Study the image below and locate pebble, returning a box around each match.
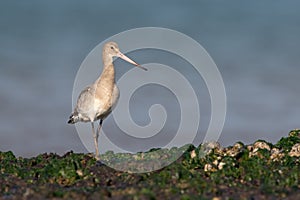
[225,142,244,157]
[288,143,300,157]
[270,148,284,161]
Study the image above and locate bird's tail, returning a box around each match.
[67,113,79,124]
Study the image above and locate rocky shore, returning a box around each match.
[1,130,299,199]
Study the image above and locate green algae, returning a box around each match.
[0,130,300,199]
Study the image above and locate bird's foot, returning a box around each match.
[96,160,105,167]
[95,154,100,160]
[95,154,105,166]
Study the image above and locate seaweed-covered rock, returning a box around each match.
[1,130,300,199]
[288,143,300,157]
[270,147,285,161]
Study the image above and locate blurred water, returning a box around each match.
[0,0,299,157]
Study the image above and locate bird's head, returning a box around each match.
[103,41,147,71]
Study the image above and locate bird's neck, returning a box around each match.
[102,52,113,67]
[97,53,115,86]
[97,62,115,87]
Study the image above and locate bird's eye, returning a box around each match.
[110,46,114,50]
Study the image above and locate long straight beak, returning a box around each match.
[117,52,147,71]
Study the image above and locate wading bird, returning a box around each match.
[68,42,147,160]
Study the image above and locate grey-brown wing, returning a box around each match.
[75,85,96,114]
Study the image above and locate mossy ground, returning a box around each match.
[1,130,299,199]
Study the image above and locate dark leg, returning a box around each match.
[96,119,103,137]
[95,119,103,160]
[91,122,100,160]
